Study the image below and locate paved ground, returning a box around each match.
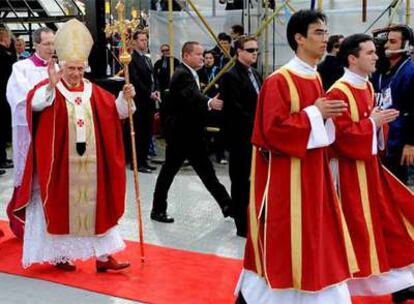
[0,143,245,304]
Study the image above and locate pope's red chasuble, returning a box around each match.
[10,79,126,236]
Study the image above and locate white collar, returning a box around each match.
[285,55,317,77]
[34,52,48,65]
[183,62,198,78]
[340,68,368,87]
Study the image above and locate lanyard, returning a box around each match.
[379,58,410,91]
[207,66,217,83]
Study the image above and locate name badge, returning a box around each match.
[377,87,393,109]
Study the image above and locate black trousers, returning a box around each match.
[235,291,247,304]
[132,107,154,167]
[0,99,11,163]
[229,141,252,237]
[383,153,409,185]
[152,136,231,213]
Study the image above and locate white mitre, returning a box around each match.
[54,19,93,63]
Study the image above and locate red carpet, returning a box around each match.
[0,221,413,304]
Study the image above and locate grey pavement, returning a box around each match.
[0,142,245,304]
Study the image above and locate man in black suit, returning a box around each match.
[129,30,160,173]
[219,0,244,10]
[151,41,233,223]
[154,43,180,95]
[317,34,344,91]
[0,28,16,176]
[221,35,262,237]
[211,33,234,70]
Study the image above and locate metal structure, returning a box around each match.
[2,1,413,82]
[0,0,84,48]
[157,0,413,84]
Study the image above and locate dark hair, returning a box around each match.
[181,41,200,57]
[337,34,373,67]
[327,34,344,53]
[234,35,257,52]
[286,9,327,52]
[388,25,414,48]
[132,30,147,40]
[33,27,54,44]
[203,49,216,57]
[218,32,232,43]
[160,43,170,50]
[231,24,244,36]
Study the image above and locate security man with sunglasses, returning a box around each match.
[220,35,262,237]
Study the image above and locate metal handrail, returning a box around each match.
[22,0,43,28]
[5,0,29,32]
[69,0,84,16]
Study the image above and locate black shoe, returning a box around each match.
[138,166,152,173]
[146,164,157,170]
[236,229,247,238]
[235,291,247,304]
[150,211,175,223]
[0,169,5,175]
[392,286,414,303]
[0,160,13,169]
[222,204,235,218]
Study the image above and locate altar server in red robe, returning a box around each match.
[327,33,414,303]
[10,19,135,272]
[236,10,356,304]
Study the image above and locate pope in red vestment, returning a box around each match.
[7,19,135,272]
[12,79,127,236]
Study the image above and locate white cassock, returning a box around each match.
[6,54,49,186]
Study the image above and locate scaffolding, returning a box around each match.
[146,0,414,82]
[0,0,84,48]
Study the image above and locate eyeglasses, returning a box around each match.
[243,48,259,53]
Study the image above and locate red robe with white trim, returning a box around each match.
[327,81,414,278]
[9,79,126,236]
[243,69,354,292]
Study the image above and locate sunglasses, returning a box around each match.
[161,49,170,52]
[243,48,259,53]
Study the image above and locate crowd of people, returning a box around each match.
[1,7,414,304]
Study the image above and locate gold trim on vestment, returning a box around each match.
[249,146,263,276]
[331,81,380,275]
[381,165,414,240]
[278,68,302,289]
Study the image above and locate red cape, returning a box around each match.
[8,79,126,237]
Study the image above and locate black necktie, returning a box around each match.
[248,68,260,94]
